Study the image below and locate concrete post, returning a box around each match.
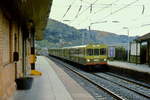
[30,27,35,70]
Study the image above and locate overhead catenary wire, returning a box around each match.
[90,4,93,13]
[84,0,139,27]
[71,0,99,22]
[62,0,76,19]
[75,0,83,18]
[62,0,144,22]
[142,5,145,14]
[82,0,143,6]
[62,0,145,34]
[91,1,146,27]
[93,0,121,15]
[94,0,143,36]
[80,0,140,34]
[104,0,139,18]
[65,0,142,24]
[59,0,149,37]
[78,0,120,25]
[77,0,121,27]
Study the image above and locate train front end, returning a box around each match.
[84,44,108,66]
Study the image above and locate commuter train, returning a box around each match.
[49,44,108,67]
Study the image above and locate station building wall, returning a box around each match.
[0,9,31,100]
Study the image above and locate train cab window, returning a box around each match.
[78,49,84,56]
[94,49,99,55]
[100,48,106,55]
[87,49,93,56]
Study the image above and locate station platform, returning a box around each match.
[108,61,150,74]
[12,56,94,100]
[108,61,150,83]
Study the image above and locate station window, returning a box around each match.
[94,49,99,55]
[87,49,93,56]
[100,48,106,55]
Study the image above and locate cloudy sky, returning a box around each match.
[50,0,150,36]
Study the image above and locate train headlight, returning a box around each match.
[94,59,99,61]
[86,59,90,62]
[104,59,107,61]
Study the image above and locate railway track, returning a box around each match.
[49,56,150,100]
[50,57,124,100]
[105,72,150,89]
[93,73,150,99]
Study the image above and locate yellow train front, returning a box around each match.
[82,44,108,66]
[49,44,108,68]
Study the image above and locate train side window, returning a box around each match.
[100,48,106,55]
[94,49,99,55]
[87,49,93,56]
[84,48,86,56]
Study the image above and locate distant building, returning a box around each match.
[108,46,116,59]
[130,33,150,65]
[129,41,141,63]
[0,0,52,99]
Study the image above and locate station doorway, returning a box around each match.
[140,42,147,64]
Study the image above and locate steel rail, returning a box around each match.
[106,72,150,89]
[93,73,150,99]
[51,57,125,100]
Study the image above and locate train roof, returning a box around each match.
[49,44,107,50]
[63,45,87,49]
[63,44,107,49]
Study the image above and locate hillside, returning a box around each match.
[36,19,137,49]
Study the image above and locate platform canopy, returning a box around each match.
[0,0,53,40]
[136,33,150,42]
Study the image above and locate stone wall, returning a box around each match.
[0,9,25,100]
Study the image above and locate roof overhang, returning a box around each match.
[0,0,53,40]
[136,33,150,42]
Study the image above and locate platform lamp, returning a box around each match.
[88,20,119,44]
[88,21,108,43]
[123,27,130,62]
[89,20,119,30]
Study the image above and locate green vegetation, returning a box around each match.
[36,19,137,49]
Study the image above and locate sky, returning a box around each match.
[49,0,150,36]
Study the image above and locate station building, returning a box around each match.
[0,0,52,99]
[130,33,150,66]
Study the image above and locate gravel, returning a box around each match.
[54,61,115,100]
[95,72,150,97]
